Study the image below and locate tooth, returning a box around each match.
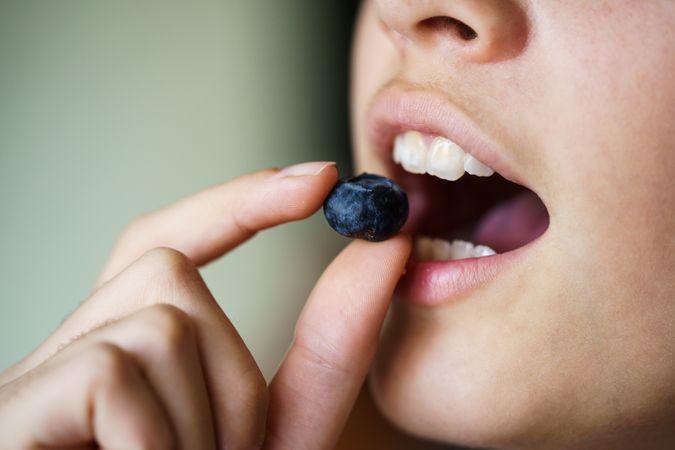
[399,131,427,174]
[463,154,495,177]
[450,240,476,260]
[426,137,466,181]
[431,238,453,260]
[473,245,496,257]
[393,134,404,164]
[414,236,434,261]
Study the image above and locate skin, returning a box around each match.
[351,1,675,449]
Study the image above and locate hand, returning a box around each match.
[0,161,412,450]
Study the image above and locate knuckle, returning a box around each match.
[294,334,350,381]
[142,247,199,284]
[138,304,195,355]
[118,213,157,253]
[239,366,269,413]
[124,212,151,236]
[80,344,177,450]
[82,342,134,387]
[144,246,194,272]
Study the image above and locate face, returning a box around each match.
[350,1,675,449]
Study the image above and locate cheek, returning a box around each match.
[532,2,675,317]
[533,2,675,234]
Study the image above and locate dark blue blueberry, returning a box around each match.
[323,173,409,242]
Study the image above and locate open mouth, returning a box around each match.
[365,85,550,304]
[392,130,549,304]
[392,131,549,261]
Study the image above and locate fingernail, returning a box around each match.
[277,161,336,178]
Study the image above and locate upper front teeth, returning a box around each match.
[396,131,426,174]
[463,154,494,177]
[393,131,495,180]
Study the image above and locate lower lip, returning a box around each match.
[396,244,528,306]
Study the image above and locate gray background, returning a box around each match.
[0,0,354,377]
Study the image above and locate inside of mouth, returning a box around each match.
[396,167,549,257]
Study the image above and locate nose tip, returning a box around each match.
[376,0,529,63]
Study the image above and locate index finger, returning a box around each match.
[96,161,337,287]
[264,234,412,450]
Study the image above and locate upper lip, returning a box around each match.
[365,82,527,188]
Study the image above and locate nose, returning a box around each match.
[375,0,529,62]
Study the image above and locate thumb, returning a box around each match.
[264,234,412,450]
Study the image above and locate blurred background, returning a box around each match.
[0,0,357,380]
[0,1,454,448]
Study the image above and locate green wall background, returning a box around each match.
[0,1,355,377]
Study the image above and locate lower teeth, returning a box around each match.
[414,236,496,261]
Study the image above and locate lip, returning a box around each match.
[396,238,536,306]
[366,83,528,189]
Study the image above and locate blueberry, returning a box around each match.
[323,173,409,242]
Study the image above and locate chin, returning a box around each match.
[368,301,552,450]
[366,258,607,450]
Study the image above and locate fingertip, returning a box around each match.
[395,232,413,259]
[262,162,338,221]
[330,233,412,298]
[306,161,339,194]
[320,160,339,179]
[275,161,338,192]
[388,232,413,253]
[346,232,412,264]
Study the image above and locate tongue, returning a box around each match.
[473,191,549,253]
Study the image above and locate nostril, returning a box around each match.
[418,16,478,41]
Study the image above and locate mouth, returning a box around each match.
[366,86,549,305]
